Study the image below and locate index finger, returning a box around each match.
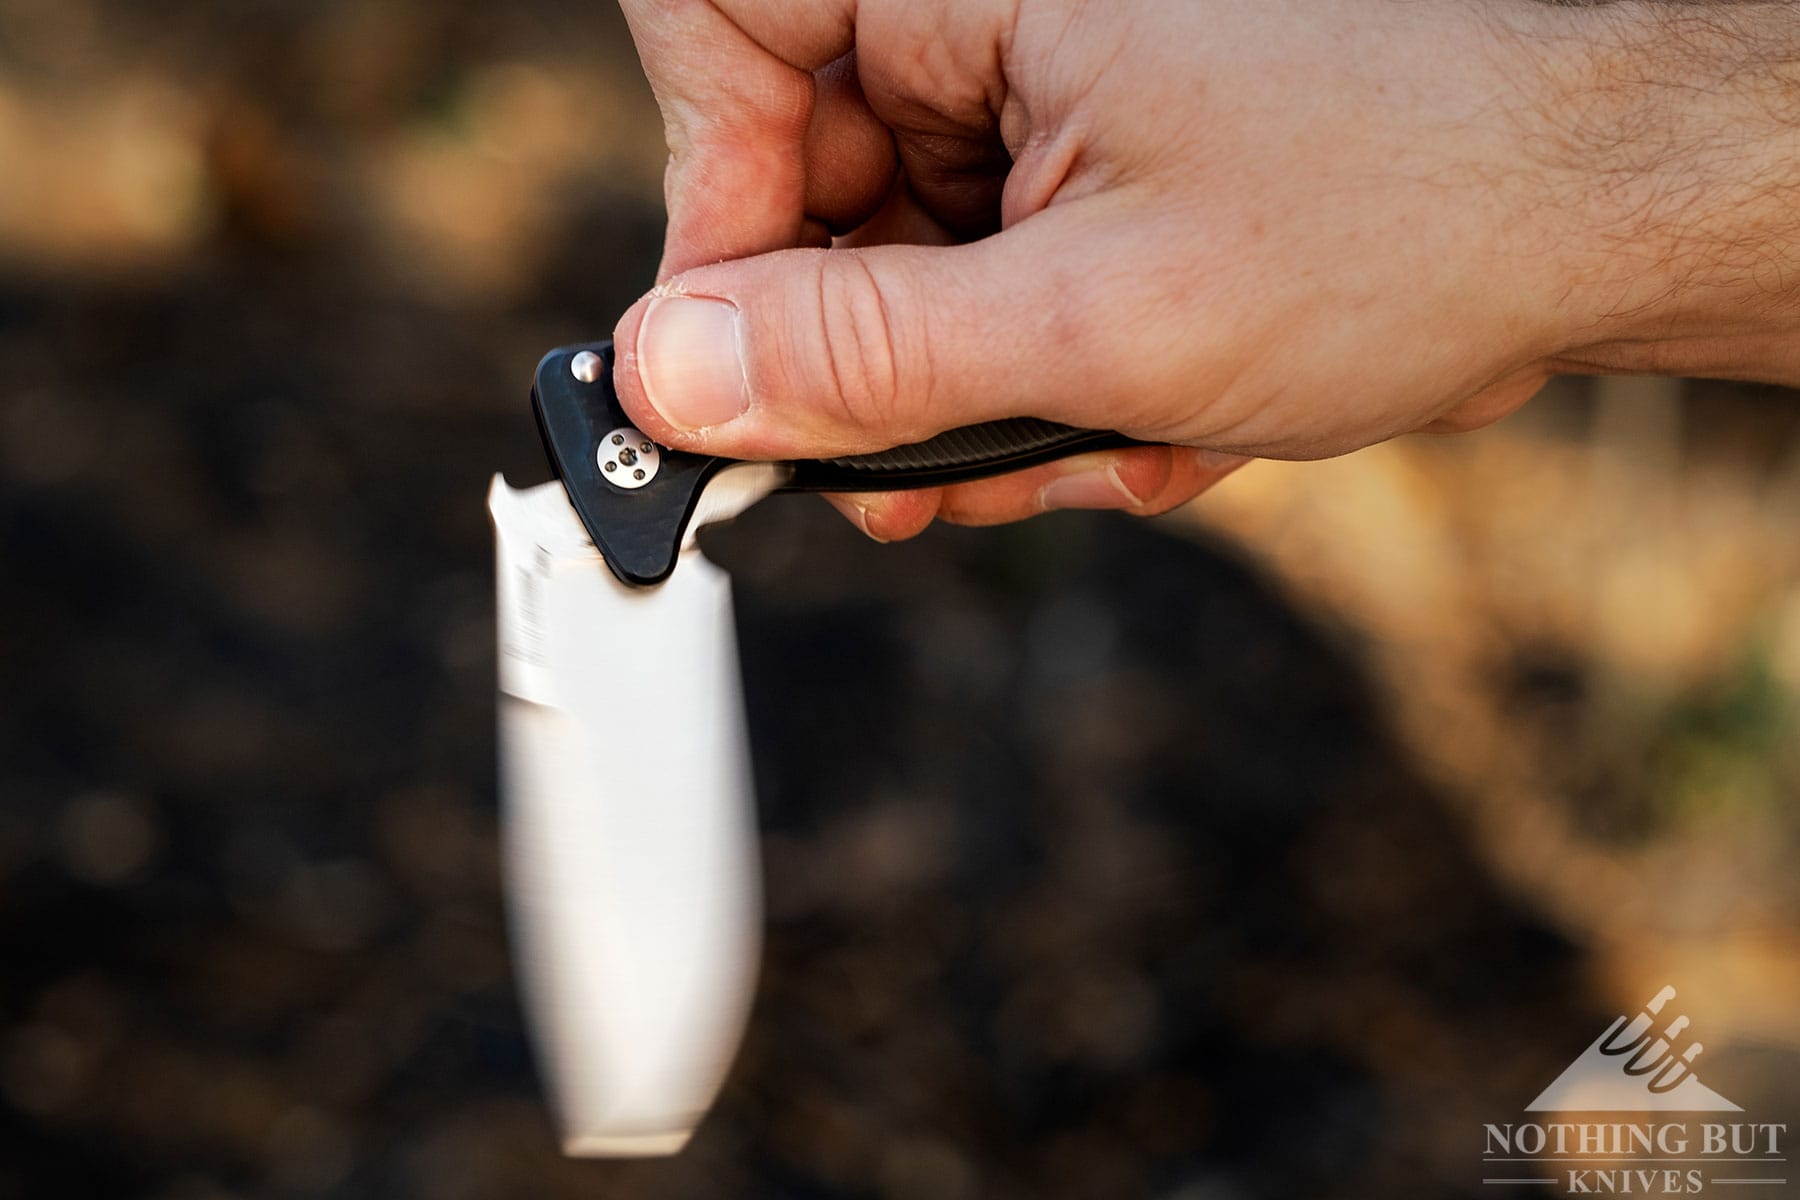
[618,0,859,279]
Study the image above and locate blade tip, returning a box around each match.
[561,1128,695,1158]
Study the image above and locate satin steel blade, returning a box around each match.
[488,473,771,1156]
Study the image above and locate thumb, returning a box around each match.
[610,198,1201,460]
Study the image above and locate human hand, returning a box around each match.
[610,0,1800,540]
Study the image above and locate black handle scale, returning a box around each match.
[532,341,1138,586]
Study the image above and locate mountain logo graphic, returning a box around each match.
[1528,986,1741,1112]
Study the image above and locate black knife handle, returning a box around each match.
[784,419,1135,491]
[531,341,1141,586]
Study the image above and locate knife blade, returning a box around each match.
[490,471,774,1156]
[493,341,1141,1156]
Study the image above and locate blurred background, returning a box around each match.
[1,1,1796,1197]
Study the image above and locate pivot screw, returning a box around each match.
[597,426,661,489]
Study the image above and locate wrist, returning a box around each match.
[1522,2,1800,384]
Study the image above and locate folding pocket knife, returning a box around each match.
[490,341,1133,1155]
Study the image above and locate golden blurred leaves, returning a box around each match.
[1187,377,1800,1044]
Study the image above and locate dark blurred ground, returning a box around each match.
[1,2,1796,1198]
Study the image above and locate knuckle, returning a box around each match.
[814,253,908,440]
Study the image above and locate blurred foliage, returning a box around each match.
[1645,632,1797,833]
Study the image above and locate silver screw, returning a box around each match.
[570,350,604,383]
[596,425,661,490]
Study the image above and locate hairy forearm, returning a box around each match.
[1518,2,1800,382]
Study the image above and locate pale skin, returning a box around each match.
[610,0,1800,541]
